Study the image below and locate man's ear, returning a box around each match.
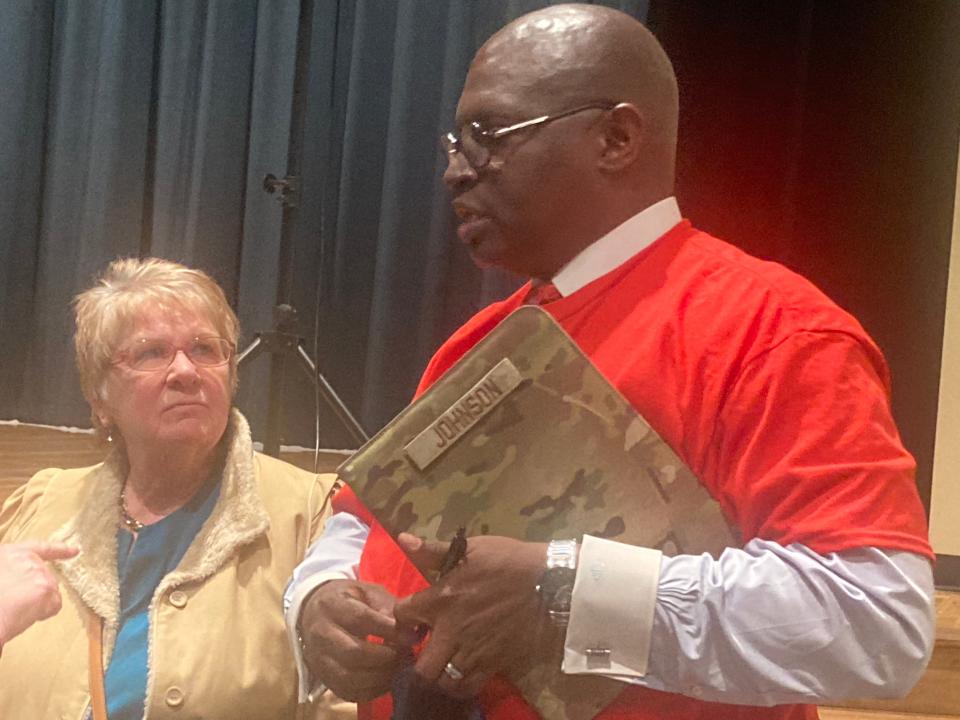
[596,103,644,172]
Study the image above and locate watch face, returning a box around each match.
[553,583,573,611]
[539,567,576,612]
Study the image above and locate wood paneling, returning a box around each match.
[821,710,959,720]
[930,136,960,557]
[0,422,347,505]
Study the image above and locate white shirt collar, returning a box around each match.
[551,196,682,297]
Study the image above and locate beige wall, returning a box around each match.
[931,139,960,556]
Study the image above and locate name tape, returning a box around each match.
[404,358,523,471]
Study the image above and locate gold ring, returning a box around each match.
[443,661,465,681]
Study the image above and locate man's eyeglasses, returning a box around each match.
[441,102,617,171]
[114,336,235,372]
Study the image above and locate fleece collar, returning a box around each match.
[51,409,270,628]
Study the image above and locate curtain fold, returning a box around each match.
[0,0,297,430]
[216,0,301,432]
[18,0,158,426]
[150,0,259,289]
[0,2,54,416]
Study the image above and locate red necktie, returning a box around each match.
[525,281,561,305]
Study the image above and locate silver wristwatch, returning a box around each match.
[537,539,578,628]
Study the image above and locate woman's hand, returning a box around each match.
[0,541,79,646]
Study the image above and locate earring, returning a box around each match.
[98,414,112,443]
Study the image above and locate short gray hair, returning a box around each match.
[73,257,240,432]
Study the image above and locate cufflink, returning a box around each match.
[586,646,611,669]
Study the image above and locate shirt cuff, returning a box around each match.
[285,570,353,703]
[562,535,662,679]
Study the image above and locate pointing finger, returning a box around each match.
[18,540,80,562]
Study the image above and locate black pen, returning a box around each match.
[437,526,467,578]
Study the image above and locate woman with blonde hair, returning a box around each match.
[0,257,352,719]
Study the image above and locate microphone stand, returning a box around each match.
[237,303,368,457]
[238,0,368,458]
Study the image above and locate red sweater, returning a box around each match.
[338,221,932,720]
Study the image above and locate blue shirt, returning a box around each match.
[104,479,220,720]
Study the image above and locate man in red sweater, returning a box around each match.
[286,5,935,719]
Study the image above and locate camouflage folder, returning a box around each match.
[338,305,737,720]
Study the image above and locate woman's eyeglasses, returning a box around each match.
[113,336,235,372]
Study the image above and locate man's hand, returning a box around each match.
[0,541,79,645]
[299,579,416,702]
[393,534,550,698]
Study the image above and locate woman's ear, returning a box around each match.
[596,103,644,173]
[89,395,110,430]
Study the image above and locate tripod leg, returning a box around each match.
[264,353,287,457]
[295,344,368,445]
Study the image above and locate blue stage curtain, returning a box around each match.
[0,0,299,432]
[0,0,646,444]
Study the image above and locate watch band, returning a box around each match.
[546,538,578,571]
[541,539,578,628]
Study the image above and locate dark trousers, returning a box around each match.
[390,665,486,720]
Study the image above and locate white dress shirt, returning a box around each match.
[285,197,935,705]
